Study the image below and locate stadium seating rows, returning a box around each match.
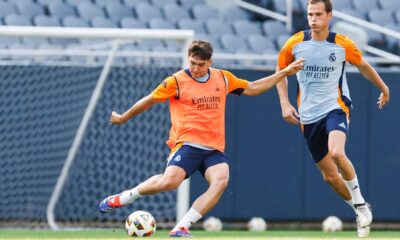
[0,0,398,59]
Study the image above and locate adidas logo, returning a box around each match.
[338,122,346,129]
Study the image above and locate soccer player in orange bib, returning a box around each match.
[276,0,390,237]
[99,40,304,237]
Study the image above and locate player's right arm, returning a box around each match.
[276,32,303,125]
[110,76,177,124]
[110,95,157,124]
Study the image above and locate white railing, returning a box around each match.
[235,0,292,32]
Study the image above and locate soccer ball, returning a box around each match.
[322,216,343,232]
[202,216,223,231]
[247,217,267,231]
[125,211,156,237]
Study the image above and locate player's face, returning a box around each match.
[188,55,212,78]
[307,2,332,33]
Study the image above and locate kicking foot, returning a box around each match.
[98,194,123,213]
[169,227,192,238]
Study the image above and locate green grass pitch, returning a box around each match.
[0,230,400,239]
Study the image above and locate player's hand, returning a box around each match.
[377,89,390,109]
[285,58,305,76]
[110,111,126,124]
[282,103,300,125]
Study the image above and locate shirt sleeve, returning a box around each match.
[221,70,249,96]
[277,31,304,69]
[335,34,362,65]
[151,76,178,102]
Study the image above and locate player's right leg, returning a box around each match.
[99,167,186,213]
[99,166,185,213]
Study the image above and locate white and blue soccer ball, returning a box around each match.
[247,217,267,231]
[322,216,343,232]
[202,216,223,231]
[125,211,156,237]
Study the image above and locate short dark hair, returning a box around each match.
[187,40,213,60]
[307,0,332,13]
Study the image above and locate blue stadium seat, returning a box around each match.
[195,33,222,49]
[368,9,396,26]
[4,14,32,26]
[76,2,105,21]
[263,47,279,66]
[179,0,205,9]
[91,17,118,28]
[34,16,76,45]
[149,18,176,29]
[394,10,400,24]
[178,18,206,33]
[232,20,262,36]
[135,39,164,50]
[151,45,180,67]
[120,17,147,28]
[276,34,291,48]
[384,23,400,52]
[33,15,61,26]
[378,0,400,10]
[105,2,135,23]
[12,0,35,5]
[48,2,77,18]
[136,3,163,21]
[15,1,45,17]
[222,6,250,21]
[93,0,113,7]
[62,16,90,27]
[150,0,178,7]
[331,0,354,10]
[164,40,182,51]
[0,2,17,17]
[0,36,21,48]
[162,4,191,23]
[274,0,303,14]
[262,20,290,37]
[247,34,276,53]
[340,8,366,20]
[192,5,219,21]
[220,33,249,53]
[65,0,91,5]
[205,19,233,35]
[122,0,150,7]
[36,0,63,5]
[352,0,379,15]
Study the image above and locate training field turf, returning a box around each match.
[0,230,400,239]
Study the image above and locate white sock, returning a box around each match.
[119,187,142,205]
[344,176,365,205]
[345,199,356,211]
[172,208,202,231]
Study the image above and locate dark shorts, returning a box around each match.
[167,145,228,178]
[303,109,349,163]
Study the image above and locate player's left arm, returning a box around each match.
[243,58,304,96]
[354,59,390,109]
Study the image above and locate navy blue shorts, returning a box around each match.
[303,109,349,163]
[167,145,228,178]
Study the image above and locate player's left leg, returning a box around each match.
[327,118,372,237]
[170,156,229,237]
